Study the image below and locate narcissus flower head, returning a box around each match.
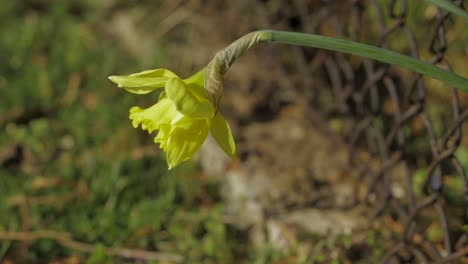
[109,68,236,169]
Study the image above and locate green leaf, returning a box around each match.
[264,30,468,92]
[211,113,236,158]
[86,244,112,264]
[425,0,468,20]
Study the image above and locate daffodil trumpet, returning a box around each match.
[109,30,467,169]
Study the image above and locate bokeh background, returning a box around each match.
[1,0,467,263]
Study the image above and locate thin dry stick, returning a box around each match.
[437,246,468,264]
[0,230,183,263]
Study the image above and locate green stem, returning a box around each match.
[258,30,467,92]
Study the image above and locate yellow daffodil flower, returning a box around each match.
[109,32,270,169]
[108,68,236,169]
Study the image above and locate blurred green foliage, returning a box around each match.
[0,1,240,263]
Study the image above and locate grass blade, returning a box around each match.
[425,0,468,20]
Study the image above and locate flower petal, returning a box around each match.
[154,124,171,149]
[183,69,213,104]
[108,69,178,94]
[130,69,177,78]
[210,113,236,157]
[165,77,214,119]
[183,69,205,88]
[164,118,210,169]
[129,98,179,134]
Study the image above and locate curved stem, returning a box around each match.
[256,30,467,92]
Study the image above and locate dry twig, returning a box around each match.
[0,230,183,263]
